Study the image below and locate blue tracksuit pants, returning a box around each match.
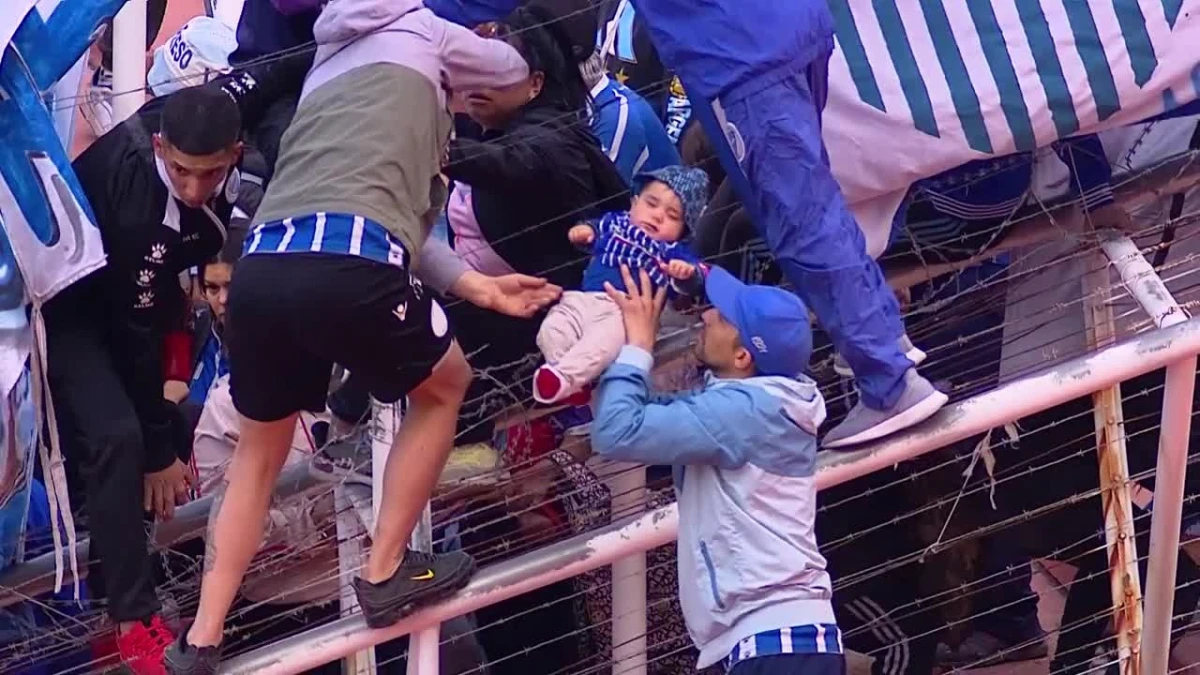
[689,58,912,409]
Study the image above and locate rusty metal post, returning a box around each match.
[1084,255,1143,674]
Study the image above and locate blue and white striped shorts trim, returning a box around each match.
[727,624,843,670]
[245,212,408,269]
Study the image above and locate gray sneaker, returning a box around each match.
[310,428,372,487]
[164,630,221,675]
[832,334,926,377]
[822,369,948,449]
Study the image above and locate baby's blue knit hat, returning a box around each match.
[633,165,710,233]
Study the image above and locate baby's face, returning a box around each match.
[629,180,685,242]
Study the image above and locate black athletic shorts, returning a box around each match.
[225,252,453,422]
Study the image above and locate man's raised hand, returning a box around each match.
[604,265,666,353]
[458,271,562,318]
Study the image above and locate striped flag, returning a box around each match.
[824,0,1200,236]
[830,0,1188,155]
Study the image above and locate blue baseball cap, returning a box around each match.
[704,265,813,377]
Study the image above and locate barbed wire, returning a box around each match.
[10,4,1200,671]
[9,389,1200,667]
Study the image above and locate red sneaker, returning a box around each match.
[533,365,566,403]
[115,615,175,675]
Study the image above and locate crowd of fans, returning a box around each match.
[11,1,1200,675]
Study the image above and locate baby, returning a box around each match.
[533,165,709,404]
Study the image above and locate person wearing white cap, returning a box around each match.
[149,17,239,98]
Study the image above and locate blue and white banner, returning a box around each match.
[0,2,37,56]
[0,370,35,573]
[0,0,125,590]
[0,0,116,396]
[826,0,1200,249]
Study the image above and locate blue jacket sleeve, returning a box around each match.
[593,97,648,183]
[591,346,750,468]
[424,0,521,26]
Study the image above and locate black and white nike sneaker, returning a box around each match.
[352,549,476,629]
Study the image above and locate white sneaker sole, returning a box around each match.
[822,388,949,449]
[833,346,927,378]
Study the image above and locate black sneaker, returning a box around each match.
[163,630,221,675]
[353,549,476,628]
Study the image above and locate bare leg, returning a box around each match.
[186,414,298,647]
[363,342,470,583]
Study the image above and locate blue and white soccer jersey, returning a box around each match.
[590,76,681,183]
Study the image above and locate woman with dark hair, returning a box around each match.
[415,6,630,443]
[185,221,249,411]
[416,9,627,674]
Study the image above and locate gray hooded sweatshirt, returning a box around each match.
[254,0,528,263]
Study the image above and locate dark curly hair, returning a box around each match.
[497,5,593,118]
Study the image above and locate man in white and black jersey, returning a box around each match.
[44,56,306,675]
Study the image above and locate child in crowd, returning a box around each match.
[532,165,708,404]
[592,264,844,675]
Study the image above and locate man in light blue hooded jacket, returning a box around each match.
[591,264,844,674]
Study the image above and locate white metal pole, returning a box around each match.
[606,462,647,675]
[371,399,442,675]
[334,487,375,675]
[1098,234,1189,330]
[110,0,147,124]
[350,395,407,673]
[406,505,440,675]
[1097,231,1194,674]
[370,398,398,527]
[219,317,1200,675]
[1139,354,1196,674]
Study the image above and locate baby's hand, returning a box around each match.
[568,224,595,246]
[663,260,696,280]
